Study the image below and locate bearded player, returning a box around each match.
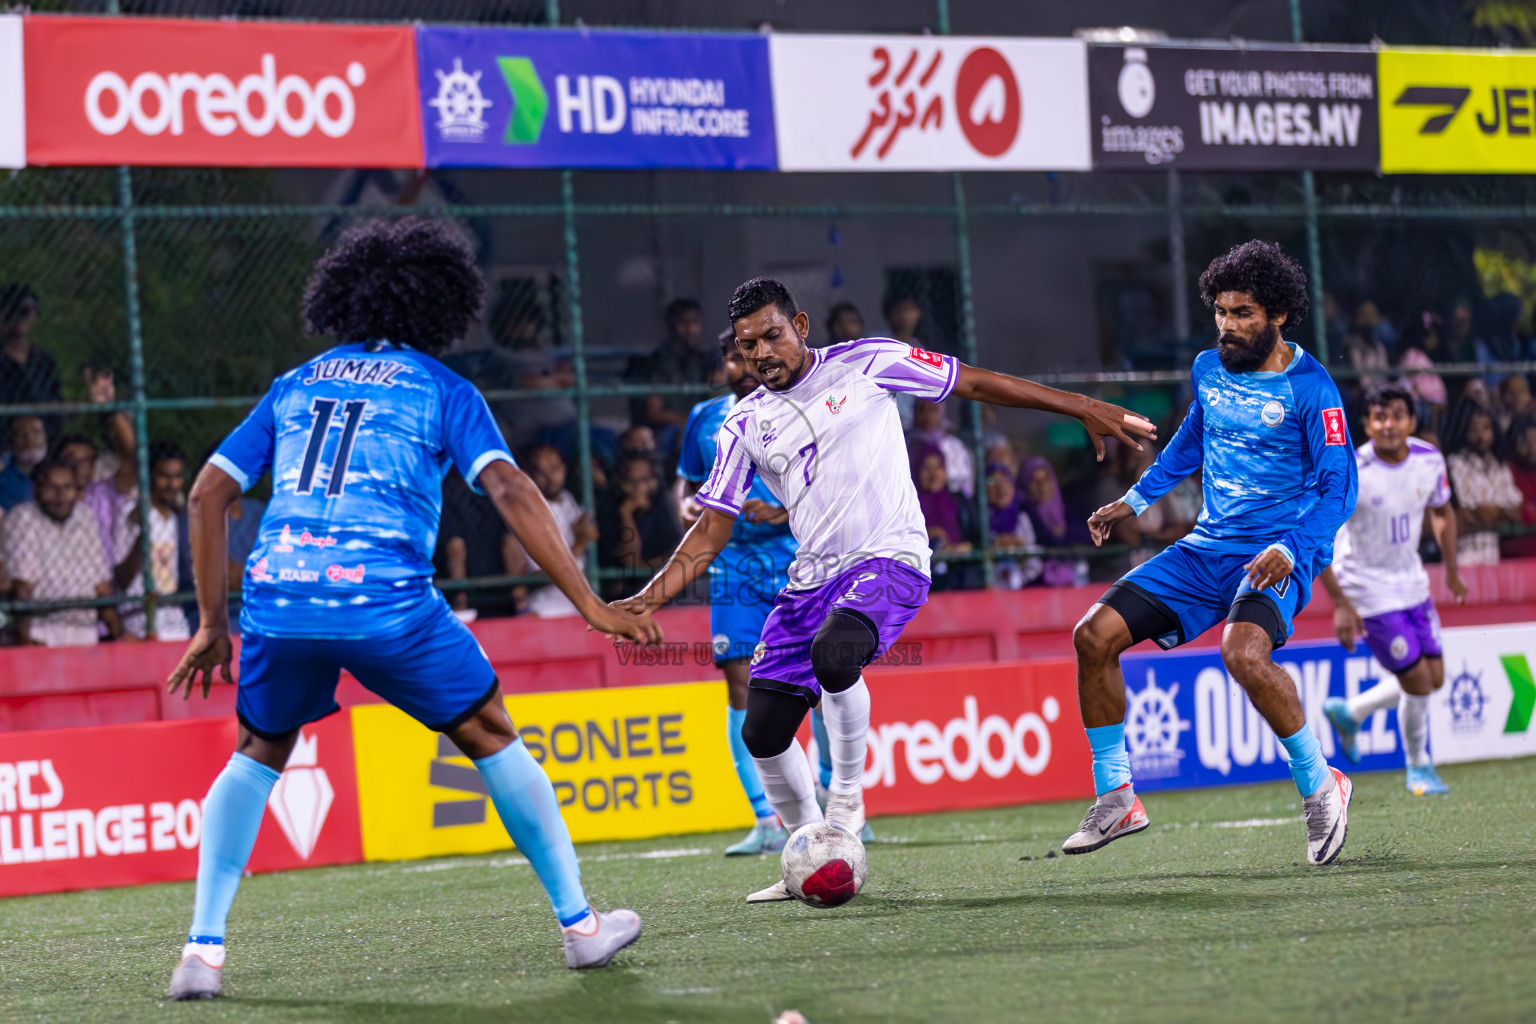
[163,219,659,1000]
[617,277,1155,902]
[1320,381,1467,795]
[1071,240,1359,866]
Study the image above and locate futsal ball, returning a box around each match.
[781,822,868,908]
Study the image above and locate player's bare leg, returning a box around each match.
[1062,604,1149,854]
[170,726,297,1001]
[1221,622,1351,864]
[723,658,788,855]
[447,688,641,968]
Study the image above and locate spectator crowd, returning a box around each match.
[9,277,1536,645]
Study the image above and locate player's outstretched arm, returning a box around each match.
[950,364,1156,461]
[479,460,662,644]
[167,464,241,700]
[617,507,736,616]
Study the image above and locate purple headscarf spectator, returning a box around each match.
[911,442,965,548]
[1020,456,1087,587]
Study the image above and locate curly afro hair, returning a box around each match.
[1197,239,1309,328]
[303,217,486,355]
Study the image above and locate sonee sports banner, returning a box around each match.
[1089,44,1377,170]
[415,27,776,170]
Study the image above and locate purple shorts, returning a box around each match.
[1361,599,1443,673]
[749,557,930,702]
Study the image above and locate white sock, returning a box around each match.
[752,741,823,832]
[820,678,871,796]
[1400,692,1431,767]
[1347,677,1402,723]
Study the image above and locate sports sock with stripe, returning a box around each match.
[727,706,774,820]
[188,752,280,943]
[474,739,591,928]
[1347,676,1402,724]
[1085,722,1133,796]
[1399,692,1431,768]
[1281,725,1331,797]
[810,708,835,790]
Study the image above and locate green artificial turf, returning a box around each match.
[1,758,1533,1024]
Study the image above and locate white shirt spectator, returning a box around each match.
[113,503,190,641]
[525,488,585,619]
[1447,450,1521,566]
[1,501,109,647]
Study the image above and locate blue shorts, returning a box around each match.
[709,546,790,666]
[1105,540,1306,651]
[236,603,498,737]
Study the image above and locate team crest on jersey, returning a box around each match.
[1261,400,1285,427]
[303,358,406,387]
[825,393,848,415]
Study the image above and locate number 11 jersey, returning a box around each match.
[212,341,514,639]
[1332,437,1452,619]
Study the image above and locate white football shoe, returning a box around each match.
[1302,766,1352,866]
[1061,785,1149,855]
[823,789,866,838]
[562,909,642,969]
[168,942,224,1000]
[746,879,795,903]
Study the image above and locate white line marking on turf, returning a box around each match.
[1209,816,1302,829]
[393,847,712,874]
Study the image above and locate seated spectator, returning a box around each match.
[519,444,598,619]
[623,298,714,458]
[1446,404,1521,566]
[1020,456,1089,587]
[909,399,974,499]
[436,468,520,621]
[81,383,151,569]
[619,425,657,459]
[1118,442,1200,565]
[1441,298,1475,364]
[883,292,927,430]
[0,284,60,443]
[912,443,979,590]
[824,301,865,347]
[112,442,191,641]
[1506,412,1536,559]
[1354,299,1398,356]
[598,453,682,595]
[1475,292,1528,389]
[1,458,123,646]
[1497,374,1533,436]
[984,462,1042,590]
[0,415,48,510]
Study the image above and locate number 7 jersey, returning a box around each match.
[211,341,515,639]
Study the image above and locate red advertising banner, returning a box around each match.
[0,714,361,898]
[861,660,1093,816]
[23,15,422,167]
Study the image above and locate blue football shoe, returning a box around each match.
[725,819,787,856]
[1406,764,1449,796]
[1323,697,1361,765]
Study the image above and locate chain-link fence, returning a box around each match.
[7,0,1536,643]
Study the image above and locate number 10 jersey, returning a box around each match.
[212,341,514,639]
[1332,438,1452,619]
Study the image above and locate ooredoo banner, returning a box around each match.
[0,715,361,898]
[22,15,423,167]
[416,27,776,169]
[769,34,1090,172]
[0,15,23,170]
[351,681,754,862]
[860,661,1092,816]
[1379,47,1536,173]
[1089,44,1377,170]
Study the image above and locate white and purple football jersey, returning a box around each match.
[1332,438,1452,618]
[696,338,958,588]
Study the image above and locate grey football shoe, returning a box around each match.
[562,909,642,969]
[168,943,223,1000]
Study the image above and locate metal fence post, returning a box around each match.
[1290,0,1331,364]
[1168,167,1190,341]
[562,169,599,587]
[117,167,156,636]
[951,173,993,586]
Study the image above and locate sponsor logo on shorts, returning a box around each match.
[712,634,730,658]
[1390,635,1410,661]
[1261,400,1286,427]
[326,563,367,583]
[1321,406,1348,445]
[751,641,767,666]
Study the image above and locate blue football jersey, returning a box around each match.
[212,342,514,639]
[678,392,797,573]
[1124,343,1358,580]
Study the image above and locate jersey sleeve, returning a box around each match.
[210,386,278,492]
[1123,361,1207,514]
[442,377,515,492]
[1427,451,1452,509]
[677,401,712,484]
[1272,367,1358,570]
[830,339,958,401]
[694,416,752,517]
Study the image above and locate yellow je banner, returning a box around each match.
[350,680,755,862]
[1380,47,1536,173]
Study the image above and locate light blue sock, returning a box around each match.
[1280,725,1331,797]
[188,752,280,943]
[1085,723,1133,796]
[811,708,834,790]
[727,707,773,820]
[474,739,591,927]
